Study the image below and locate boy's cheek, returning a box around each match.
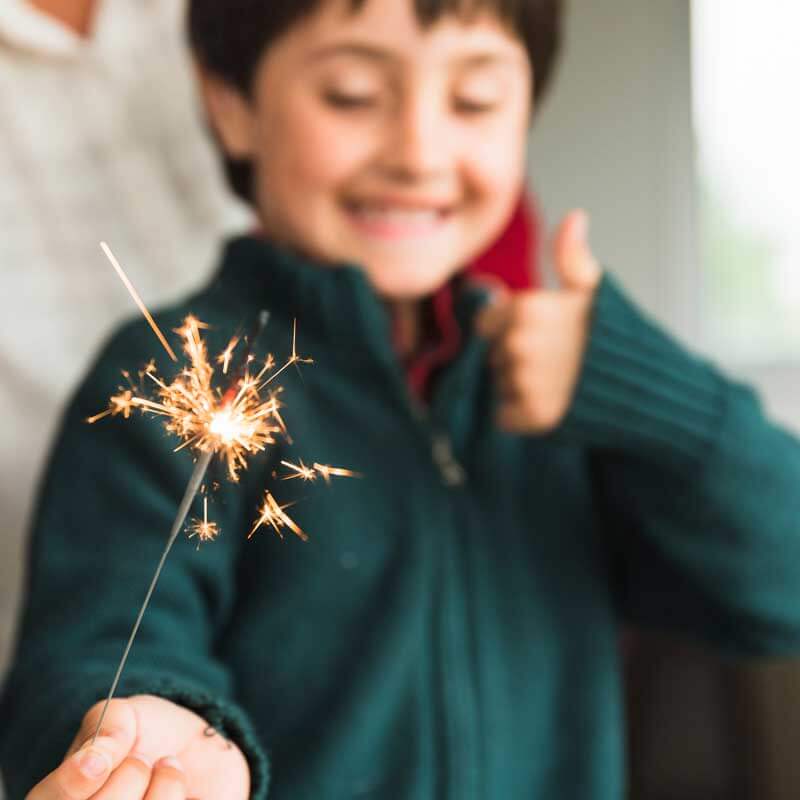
[467,132,527,191]
[272,110,376,193]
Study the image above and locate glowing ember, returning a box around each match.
[249,491,307,541]
[188,496,219,545]
[218,336,240,374]
[281,459,358,484]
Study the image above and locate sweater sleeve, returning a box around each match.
[558,272,800,658]
[0,320,269,799]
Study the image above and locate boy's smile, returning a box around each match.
[342,193,457,240]
[202,0,533,299]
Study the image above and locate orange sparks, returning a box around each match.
[313,462,359,484]
[217,336,240,374]
[281,459,317,481]
[86,390,135,423]
[281,460,359,484]
[262,319,313,387]
[99,242,178,362]
[188,496,219,544]
[249,491,307,541]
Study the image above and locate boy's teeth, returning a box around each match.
[353,206,441,223]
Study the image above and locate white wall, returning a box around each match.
[529,0,699,329]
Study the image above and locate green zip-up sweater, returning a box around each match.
[3,235,800,799]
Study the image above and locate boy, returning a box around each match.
[4,1,800,798]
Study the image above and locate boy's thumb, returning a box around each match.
[67,698,138,761]
[553,209,602,293]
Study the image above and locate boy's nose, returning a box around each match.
[380,100,452,181]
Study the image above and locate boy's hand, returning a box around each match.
[476,209,602,433]
[26,694,250,799]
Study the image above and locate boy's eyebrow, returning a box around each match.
[304,42,522,69]
[305,43,393,64]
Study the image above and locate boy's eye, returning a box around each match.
[321,90,499,114]
[323,92,378,109]
[453,98,499,114]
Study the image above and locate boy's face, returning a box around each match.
[207,0,532,299]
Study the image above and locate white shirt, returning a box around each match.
[0,0,253,678]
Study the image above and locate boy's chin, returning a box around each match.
[363,264,461,301]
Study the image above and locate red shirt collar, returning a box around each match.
[396,194,540,401]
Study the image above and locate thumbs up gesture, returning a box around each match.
[476,209,602,433]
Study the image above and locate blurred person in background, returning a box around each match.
[0,0,251,683]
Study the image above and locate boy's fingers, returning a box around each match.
[143,757,187,800]
[27,699,140,799]
[27,747,114,800]
[93,753,153,800]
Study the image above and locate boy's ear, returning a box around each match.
[195,64,257,159]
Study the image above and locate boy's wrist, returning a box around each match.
[118,676,270,800]
[557,271,726,471]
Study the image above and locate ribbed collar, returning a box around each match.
[212,234,489,381]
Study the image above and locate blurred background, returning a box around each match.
[1,1,798,798]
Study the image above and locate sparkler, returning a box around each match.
[88,242,355,743]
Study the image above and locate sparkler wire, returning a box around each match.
[99,242,178,362]
[90,449,213,744]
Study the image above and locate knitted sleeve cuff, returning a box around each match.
[558,271,727,471]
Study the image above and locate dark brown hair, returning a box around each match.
[188,0,564,204]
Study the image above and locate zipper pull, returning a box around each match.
[431,433,466,487]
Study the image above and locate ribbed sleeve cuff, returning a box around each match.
[558,272,727,470]
[121,675,270,800]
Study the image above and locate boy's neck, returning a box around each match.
[389,301,421,361]
[28,0,98,37]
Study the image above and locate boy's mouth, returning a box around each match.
[343,199,455,240]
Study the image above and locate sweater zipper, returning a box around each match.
[407,393,483,799]
[408,396,466,488]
